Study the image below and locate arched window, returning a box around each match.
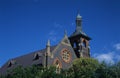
[82,40,86,47]
[53,58,62,74]
[73,42,77,48]
[55,60,60,73]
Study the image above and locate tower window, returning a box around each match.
[73,42,77,48]
[82,40,86,47]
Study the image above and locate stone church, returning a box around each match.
[0,13,91,74]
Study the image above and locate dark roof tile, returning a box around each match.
[0,45,57,75]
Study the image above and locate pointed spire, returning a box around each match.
[46,39,51,57]
[47,39,50,46]
[64,30,67,37]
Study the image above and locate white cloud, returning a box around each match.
[47,22,64,43]
[94,52,115,64]
[93,42,120,64]
[114,43,120,50]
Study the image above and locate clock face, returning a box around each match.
[61,49,71,63]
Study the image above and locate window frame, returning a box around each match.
[61,48,71,63]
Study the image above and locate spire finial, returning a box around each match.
[76,10,82,19]
[76,13,82,19]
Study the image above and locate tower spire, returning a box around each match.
[76,13,82,32]
[46,39,50,56]
[47,39,50,46]
[69,12,91,58]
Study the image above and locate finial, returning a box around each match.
[76,11,82,19]
[47,39,50,46]
[64,30,68,37]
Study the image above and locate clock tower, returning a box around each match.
[69,13,91,58]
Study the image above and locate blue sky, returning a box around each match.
[0,0,120,67]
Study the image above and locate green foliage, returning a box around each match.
[72,58,99,78]
[1,58,120,78]
[0,75,6,78]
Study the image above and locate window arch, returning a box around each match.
[53,58,62,73]
[73,42,77,48]
[82,40,86,47]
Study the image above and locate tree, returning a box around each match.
[72,58,100,78]
[1,59,120,78]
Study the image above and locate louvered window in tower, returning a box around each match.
[82,40,86,48]
[73,42,77,48]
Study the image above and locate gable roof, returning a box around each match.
[49,34,77,69]
[0,45,57,75]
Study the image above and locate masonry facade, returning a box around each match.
[0,13,91,75]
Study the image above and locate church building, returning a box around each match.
[0,13,91,74]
